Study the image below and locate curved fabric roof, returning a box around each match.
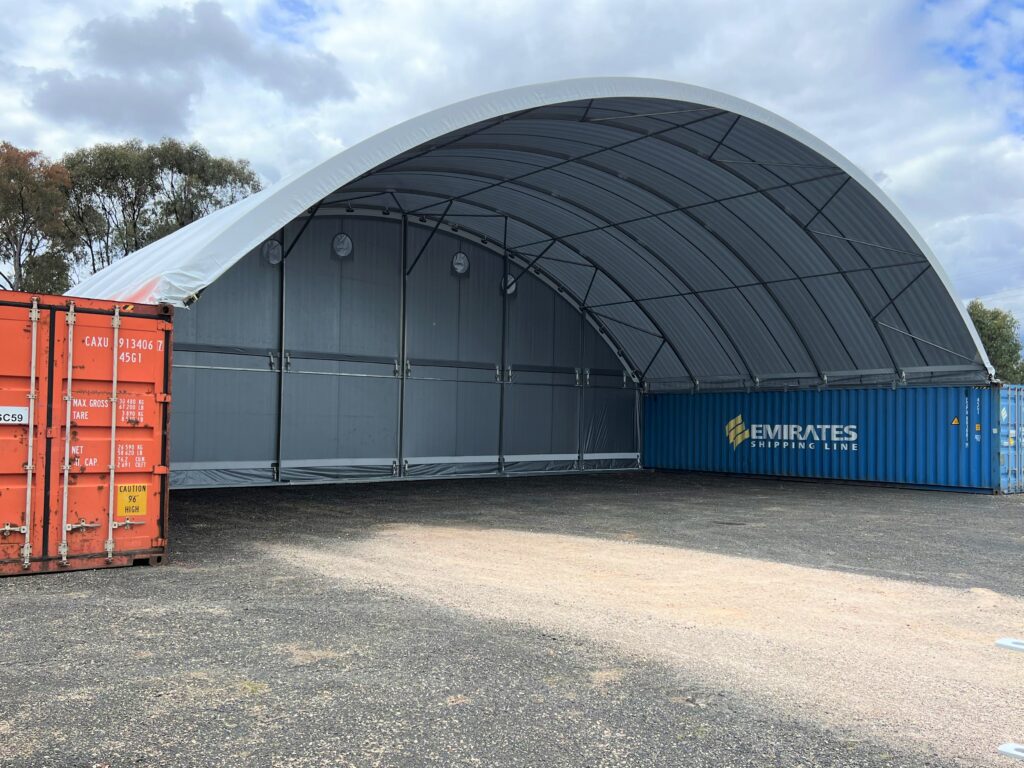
[72,77,992,390]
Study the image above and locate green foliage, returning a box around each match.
[21,249,71,294]
[0,142,73,293]
[0,137,261,294]
[61,138,261,275]
[968,299,1024,384]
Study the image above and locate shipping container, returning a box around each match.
[644,384,1024,494]
[0,292,173,576]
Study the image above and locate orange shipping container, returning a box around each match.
[0,292,172,576]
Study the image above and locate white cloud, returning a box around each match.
[0,0,1021,316]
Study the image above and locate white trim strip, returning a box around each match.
[172,460,275,471]
[583,452,640,460]
[406,455,499,465]
[280,457,395,468]
[504,453,578,462]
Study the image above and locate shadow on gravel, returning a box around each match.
[170,470,1024,596]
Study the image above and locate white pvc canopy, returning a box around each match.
[72,77,992,389]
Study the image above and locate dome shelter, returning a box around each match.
[72,78,993,489]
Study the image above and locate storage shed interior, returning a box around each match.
[70,79,992,489]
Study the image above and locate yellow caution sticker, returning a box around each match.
[117,483,147,517]
[975,423,981,432]
[951,416,960,426]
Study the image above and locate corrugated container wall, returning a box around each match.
[0,292,172,576]
[999,384,1024,493]
[644,385,1024,494]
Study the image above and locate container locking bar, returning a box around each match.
[65,519,99,533]
[21,298,39,568]
[58,302,76,567]
[104,307,121,562]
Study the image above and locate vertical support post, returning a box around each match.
[634,385,643,469]
[397,214,408,476]
[21,298,39,569]
[104,306,121,561]
[58,302,76,566]
[577,309,586,471]
[497,217,509,473]
[274,230,286,482]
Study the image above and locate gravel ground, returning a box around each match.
[0,471,1021,768]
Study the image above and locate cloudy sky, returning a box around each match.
[0,0,1021,314]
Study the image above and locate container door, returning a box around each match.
[46,303,168,567]
[0,300,48,569]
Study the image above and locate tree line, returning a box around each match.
[0,138,261,294]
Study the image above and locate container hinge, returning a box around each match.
[402,459,409,474]
[575,368,581,386]
[495,365,501,382]
[153,465,170,475]
[391,460,399,477]
[0,522,27,537]
[155,393,171,403]
[505,365,513,383]
[584,368,590,386]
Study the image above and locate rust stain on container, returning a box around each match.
[0,291,172,576]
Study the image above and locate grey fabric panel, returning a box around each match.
[503,382,579,456]
[402,375,501,459]
[173,247,279,348]
[699,290,796,375]
[583,457,641,471]
[504,459,578,474]
[284,217,400,358]
[640,295,742,378]
[171,466,276,488]
[507,270,581,369]
[823,181,922,256]
[405,230,503,365]
[403,461,500,477]
[800,274,893,369]
[281,360,399,463]
[889,269,986,366]
[279,463,395,482]
[582,318,623,371]
[583,386,637,455]
[169,356,278,464]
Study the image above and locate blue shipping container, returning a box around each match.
[644,385,1024,493]
[999,385,1024,493]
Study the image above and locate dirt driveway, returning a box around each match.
[1,472,1022,767]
